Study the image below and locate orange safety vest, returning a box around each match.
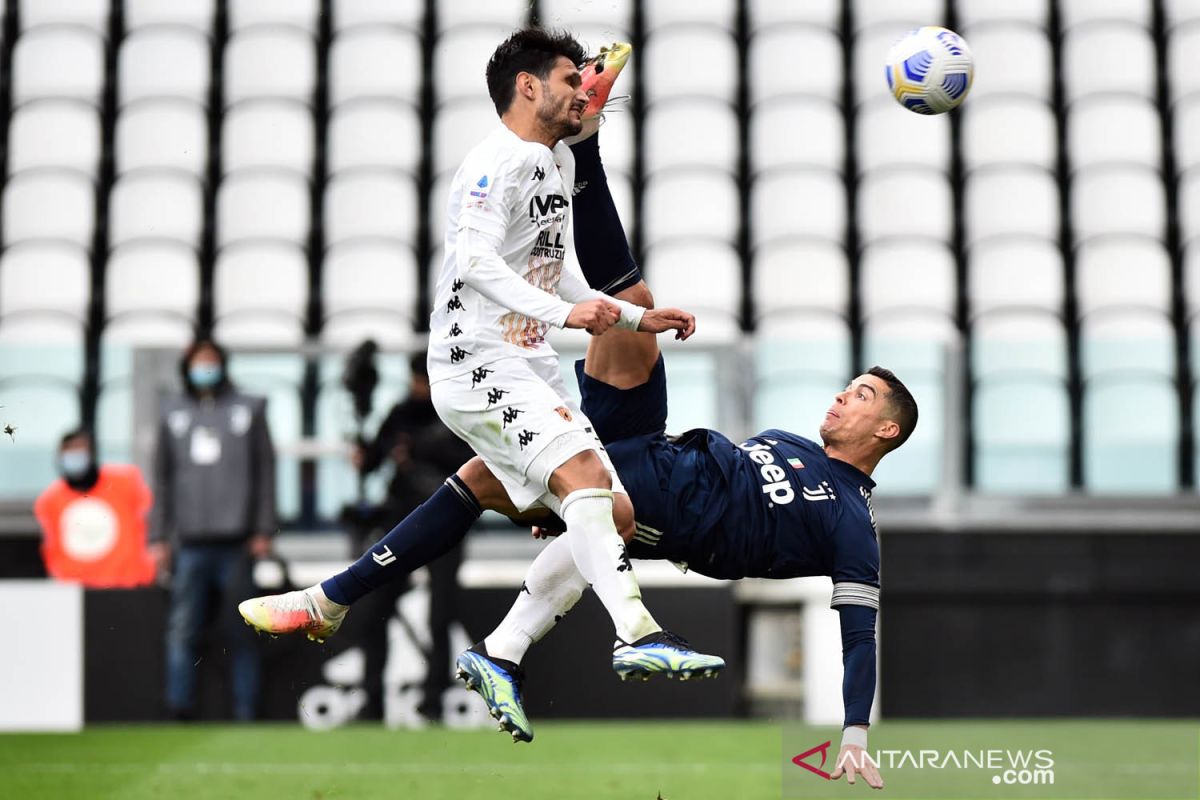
[34,464,157,588]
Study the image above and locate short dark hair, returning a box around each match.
[868,366,918,451]
[59,427,93,451]
[486,28,587,115]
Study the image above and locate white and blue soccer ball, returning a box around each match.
[885,26,974,115]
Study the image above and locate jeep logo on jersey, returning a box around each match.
[528,194,568,221]
[738,439,796,506]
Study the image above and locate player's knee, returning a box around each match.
[550,450,612,496]
[616,281,653,310]
[613,493,636,543]
[456,457,504,510]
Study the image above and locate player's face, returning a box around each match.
[536,56,588,139]
[819,374,894,447]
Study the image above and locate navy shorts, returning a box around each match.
[576,357,724,569]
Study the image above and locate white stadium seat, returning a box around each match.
[965,168,1059,243]
[853,27,912,106]
[115,100,208,176]
[749,27,842,104]
[1061,0,1152,28]
[852,0,940,30]
[858,169,953,243]
[861,240,955,318]
[644,0,735,30]
[118,28,210,105]
[857,99,951,172]
[968,239,1064,313]
[228,0,319,34]
[1166,0,1200,26]
[1186,245,1200,318]
[1076,238,1172,315]
[1175,98,1200,174]
[541,0,633,28]
[1169,25,1200,101]
[644,28,737,104]
[105,242,199,327]
[0,326,85,380]
[334,0,424,31]
[593,109,635,177]
[644,101,738,173]
[644,241,742,343]
[961,98,1056,170]
[2,170,94,247]
[19,0,108,34]
[321,241,418,347]
[223,101,314,174]
[1084,378,1178,493]
[328,102,421,173]
[13,27,104,106]
[213,243,308,344]
[972,311,1067,379]
[751,101,844,173]
[1069,97,1161,170]
[643,171,739,245]
[957,0,1048,27]
[1182,172,1200,243]
[749,0,840,30]
[329,28,421,106]
[1071,166,1166,241]
[225,29,316,105]
[751,169,846,246]
[1081,312,1175,378]
[110,172,204,248]
[217,170,310,247]
[0,242,89,321]
[974,379,1069,493]
[439,0,527,29]
[960,25,1052,101]
[1064,24,1156,101]
[433,26,510,104]
[8,101,101,177]
[125,0,215,32]
[752,240,849,320]
[0,380,80,499]
[324,172,418,246]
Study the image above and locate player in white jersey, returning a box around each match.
[427,28,725,721]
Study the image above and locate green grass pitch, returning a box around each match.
[2,720,1197,800]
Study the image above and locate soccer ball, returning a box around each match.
[884,26,974,115]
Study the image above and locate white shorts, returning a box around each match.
[430,355,625,513]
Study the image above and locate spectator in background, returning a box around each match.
[351,352,475,722]
[35,428,156,587]
[148,337,277,721]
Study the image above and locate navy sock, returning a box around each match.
[321,476,482,606]
[569,134,642,294]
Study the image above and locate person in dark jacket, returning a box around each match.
[350,352,474,721]
[149,337,277,721]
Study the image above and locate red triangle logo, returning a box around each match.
[792,740,833,780]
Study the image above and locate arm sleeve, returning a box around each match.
[251,400,278,536]
[837,603,877,728]
[456,227,575,327]
[556,265,646,331]
[148,416,172,544]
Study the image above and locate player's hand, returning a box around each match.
[531,525,561,539]
[566,299,621,335]
[830,744,884,790]
[638,308,696,341]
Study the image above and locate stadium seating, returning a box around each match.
[644,0,735,30]
[968,239,1064,313]
[125,0,214,32]
[643,171,739,245]
[860,240,956,319]
[216,170,310,247]
[957,0,1048,27]
[110,171,204,249]
[962,98,1056,171]
[752,240,849,320]
[1063,23,1156,101]
[750,100,844,173]
[118,27,210,105]
[748,0,840,29]
[3,169,95,247]
[324,172,418,247]
[1084,378,1179,492]
[859,169,953,243]
[328,101,421,174]
[13,26,105,106]
[959,24,1052,102]
[212,243,308,346]
[974,378,1070,493]
[224,28,316,105]
[0,242,90,329]
[1075,238,1173,316]
[223,101,314,175]
[333,0,424,31]
[749,27,842,104]
[852,0,941,30]
[321,241,417,348]
[329,28,421,107]
[9,102,102,177]
[228,0,320,34]
[1071,166,1166,241]
[115,100,208,177]
[1168,24,1200,101]
[104,242,200,345]
[972,311,1067,379]
[433,26,510,104]
[19,0,109,33]
[1176,98,1200,174]
[643,100,738,173]
[751,169,846,246]
[643,27,737,104]
[643,241,742,343]
[857,99,951,172]
[1060,0,1153,27]
[965,168,1059,243]
[1069,96,1161,170]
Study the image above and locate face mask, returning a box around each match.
[60,450,93,479]
[189,363,223,389]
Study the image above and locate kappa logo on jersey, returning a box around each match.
[447,323,463,337]
[449,346,470,364]
[738,439,796,506]
[470,367,493,387]
[531,166,545,181]
[802,480,837,502]
[452,278,464,292]
[447,295,464,312]
[501,407,523,428]
[517,429,539,449]
[616,543,633,573]
[485,388,507,408]
[528,194,568,221]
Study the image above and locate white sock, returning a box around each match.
[484,536,587,664]
[559,488,659,643]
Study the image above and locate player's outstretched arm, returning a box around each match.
[829,603,884,789]
[557,266,694,339]
[638,307,695,340]
[457,226,578,327]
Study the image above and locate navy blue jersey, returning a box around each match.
[674,428,881,605]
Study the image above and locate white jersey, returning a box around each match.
[429,125,576,383]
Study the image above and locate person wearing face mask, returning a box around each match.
[149,337,277,721]
[34,428,156,587]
